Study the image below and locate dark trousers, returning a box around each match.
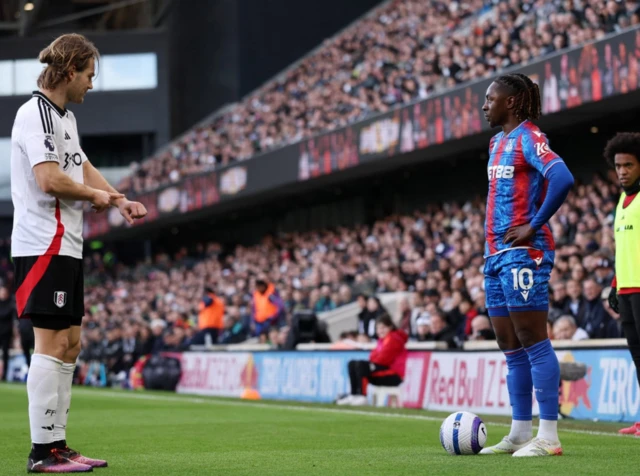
[347,360,402,396]
[191,328,219,346]
[0,331,11,381]
[619,293,640,385]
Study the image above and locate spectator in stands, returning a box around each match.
[252,279,286,336]
[359,296,387,339]
[149,319,167,354]
[0,286,15,381]
[426,309,457,349]
[408,292,425,337]
[336,314,407,406]
[564,279,587,323]
[121,324,141,373]
[330,330,360,350]
[114,0,640,198]
[47,170,628,362]
[193,287,225,345]
[414,315,432,342]
[582,278,613,338]
[103,325,125,384]
[470,315,496,341]
[396,297,412,335]
[268,327,280,349]
[314,285,337,312]
[551,281,570,315]
[220,308,249,344]
[552,315,590,341]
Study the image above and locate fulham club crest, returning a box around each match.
[53,291,67,308]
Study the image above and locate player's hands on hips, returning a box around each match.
[91,190,124,213]
[503,223,536,247]
[118,199,147,225]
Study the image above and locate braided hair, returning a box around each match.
[494,73,542,122]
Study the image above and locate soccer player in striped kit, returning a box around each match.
[11,34,147,472]
[479,73,574,457]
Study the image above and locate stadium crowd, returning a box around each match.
[118,0,640,195]
[0,169,624,385]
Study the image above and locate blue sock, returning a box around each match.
[504,348,533,421]
[526,339,560,421]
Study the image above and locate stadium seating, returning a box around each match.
[117,0,638,195]
[32,168,612,386]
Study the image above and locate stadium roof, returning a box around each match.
[0,0,172,38]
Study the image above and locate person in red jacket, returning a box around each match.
[336,313,408,406]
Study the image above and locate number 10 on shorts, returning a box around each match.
[511,267,534,301]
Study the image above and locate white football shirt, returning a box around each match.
[11,91,88,259]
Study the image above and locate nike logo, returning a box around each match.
[533,131,543,137]
[481,427,486,437]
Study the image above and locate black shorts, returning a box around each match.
[14,255,84,328]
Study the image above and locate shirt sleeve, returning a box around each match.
[21,104,61,168]
[521,130,562,177]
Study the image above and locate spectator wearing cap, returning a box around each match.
[594,258,615,286]
[149,319,167,354]
[552,315,590,340]
[193,286,225,345]
[252,279,286,336]
[414,314,431,342]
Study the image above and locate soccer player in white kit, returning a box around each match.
[11,33,147,473]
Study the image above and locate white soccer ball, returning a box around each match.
[439,411,487,455]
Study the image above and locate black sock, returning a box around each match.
[52,440,67,450]
[31,443,55,460]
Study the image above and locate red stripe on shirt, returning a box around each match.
[511,136,532,229]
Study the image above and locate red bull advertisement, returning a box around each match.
[169,348,638,422]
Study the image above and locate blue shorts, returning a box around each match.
[484,249,554,317]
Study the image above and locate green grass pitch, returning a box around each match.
[1,382,638,475]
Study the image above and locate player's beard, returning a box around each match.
[622,177,640,195]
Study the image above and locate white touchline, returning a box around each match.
[0,384,625,438]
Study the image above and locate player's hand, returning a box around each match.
[91,190,124,213]
[118,199,147,225]
[503,224,536,247]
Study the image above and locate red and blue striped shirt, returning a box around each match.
[485,120,564,257]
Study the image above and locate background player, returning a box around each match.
[479,73,574,457]
[603,133,640,436]
[11,34,147,473]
